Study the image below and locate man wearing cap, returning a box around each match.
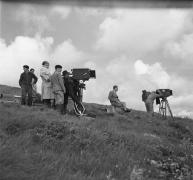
[62,70,83,114]
[50,65,66,114]
[19,65,38,106]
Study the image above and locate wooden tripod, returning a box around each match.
[158,98,174,120]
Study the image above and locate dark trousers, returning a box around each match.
[63,85,81,111]
[21,85,32,106]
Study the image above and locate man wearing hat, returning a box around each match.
[19,65,38,106]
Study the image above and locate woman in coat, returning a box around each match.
[40,61,54,107]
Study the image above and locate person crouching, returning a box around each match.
[143,90,162,117]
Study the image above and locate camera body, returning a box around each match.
[70,68,96,91]
[68,68,96,102]
[71,68,96,81]
[156,89,173,99]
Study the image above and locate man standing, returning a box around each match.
[30,68,37,96]
[108,85,131,112]
[19,65,38,106]
[50,65,66,114]
[40,61,54,107]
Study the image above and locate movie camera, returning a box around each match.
[156,89,173,99]
[155,89,174,120]
[70,68,96,90]
[71,68,96,81]
[67,68,96,116]
[69,68,96,101]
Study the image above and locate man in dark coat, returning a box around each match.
[62,70,83,114]
[19,65,38,106]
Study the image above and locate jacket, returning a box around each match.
[145,92,161,104]
[19,71,38,87]
[108,90,120,103]
[50,71,66,93]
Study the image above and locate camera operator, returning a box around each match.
[62,70,83,114]
[143,90,162,117]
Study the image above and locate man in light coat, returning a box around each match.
[50,65,66,114]
[40,61,54,107]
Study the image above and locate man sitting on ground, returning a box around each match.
[108,85,131,112]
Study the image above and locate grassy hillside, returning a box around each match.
[0,84,21,96]
[0,103,193,180]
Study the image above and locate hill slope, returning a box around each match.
[0,103,193,180]
[0,84,21,95]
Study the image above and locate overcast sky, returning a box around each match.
[1,1,193,118]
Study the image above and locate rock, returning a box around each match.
[130,166,144,180]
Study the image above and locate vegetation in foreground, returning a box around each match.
[0,102,193,180]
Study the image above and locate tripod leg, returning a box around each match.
[159,100,167,119]
[159,103,161,118]
[166,101,174,120]
[164,101,167,119]
[161,101,164,118]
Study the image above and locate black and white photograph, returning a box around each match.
[1,0,193,179]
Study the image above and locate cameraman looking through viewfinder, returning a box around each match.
[62,70,83,114]
[142,90,163,117]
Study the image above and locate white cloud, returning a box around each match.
[134,60,170,88]
[0,36,85,93]
[96,9,187,55]
[134,59,149,75]
[51,39,85,69]
[51,6,71,19]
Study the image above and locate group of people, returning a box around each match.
[108,87,163,116]
[19,61,83,115]
[19,61,161,116]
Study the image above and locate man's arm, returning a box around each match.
[19,73,23,87]
[32,73,38,84]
